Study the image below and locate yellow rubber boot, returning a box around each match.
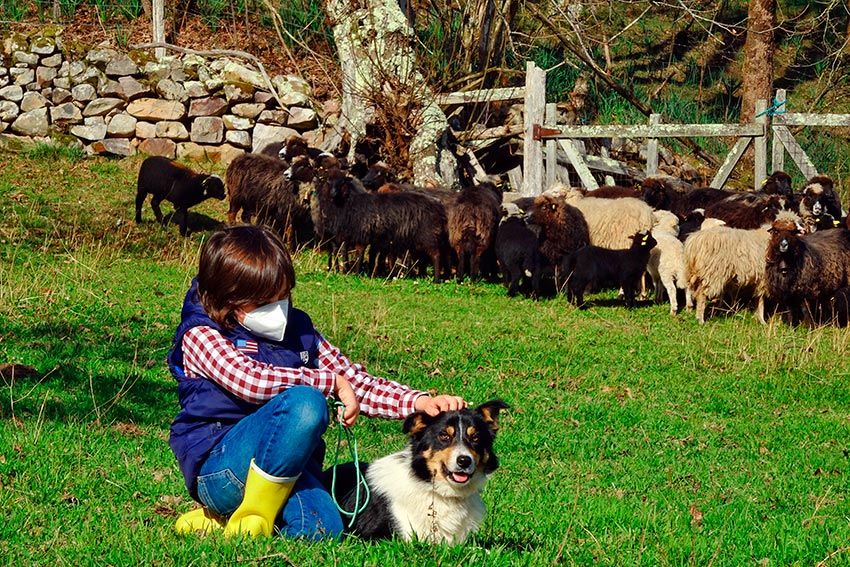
[174,507,225,535]
[223,459,298,538]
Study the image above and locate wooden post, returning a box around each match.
[152,0,166,60]
[771,89,786,173]
[646,113,660,176]
[522,61,546,197]
[754,98,768,190]
[545,102,557,190]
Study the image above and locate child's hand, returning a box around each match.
[414,394,467,416]
[334,375,360,428]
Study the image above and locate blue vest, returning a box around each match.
[168,279,321,499]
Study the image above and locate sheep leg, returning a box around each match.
[134,191,147,223]
[695,291,707,324]
[176,208,189,236]
[429,249,442,283]
[685,287,694,311]
[150,196,165,224]
[506,269,520,297]
[455,248,466,283]
[352,245,366,274]
[622,284,636,309]
[755,295,766,325]
[663,278,678,315]
[470,252,481,281]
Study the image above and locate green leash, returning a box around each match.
[329,401,371,528]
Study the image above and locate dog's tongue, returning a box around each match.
[451,472,470,483]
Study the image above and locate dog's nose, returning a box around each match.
[456,455,472,469]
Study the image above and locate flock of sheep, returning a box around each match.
[133,136,850,328]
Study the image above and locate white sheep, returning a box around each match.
[648,210,686,315]
[546,183,654,249]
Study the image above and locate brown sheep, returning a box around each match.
[526,194,591,288]
[446,182,502,281]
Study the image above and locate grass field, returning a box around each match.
[2,149,850,565]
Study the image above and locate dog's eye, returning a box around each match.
[438,431,452,443]
[470,433,480,443]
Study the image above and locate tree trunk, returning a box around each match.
[740,0,775,123]
[324,0,457,188]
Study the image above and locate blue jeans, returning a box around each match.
[196,386,344,540]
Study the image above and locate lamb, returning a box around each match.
[548,183,654,249]
[682,214,792,323]
[134,156,225,236]
[224,152,313,246]
[447,181,502,281]
[312,172,448,281]
[525,194,590,288]
[647,210,686,315]
[494,215,544,298]
[641,177,732,219]
[764,215,850,326]
[562,231,657,308]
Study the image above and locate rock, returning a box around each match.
[0,67,6,77]
[251,123,299,153]
[254,91,274,105]
[257,109,288,125]
[220,60,266,90]
[183,80,208,98]
[271,75,311,106]
[105,56,139,77]
[169,62,188,83]
[156,78,186,101]
[41,54,62,68]
[0,76,8,88]
[176,141,207,161]
[99,79,122,98]
[0,85,23,102]
[143,61,171,81]
[0,100,19,121]
[30,37,56,56]
[11,67,34,86]
[71,116,107,141]
[106,113,136,137]
[209,143,243,165]
[118,76,150,101]
[50,102,83,123]
[127,98,185,121]
[190,116,224,144]
[36,66,57,88]
[13,51,39,66]
[223,114,252,130]
[71,66,103,87]
[286,107,317,130]
[182,54,206,71]
[225,129,251,148]
[86,47,119,65]
[53,77,70,90]
[231,103,265,119]
[155,120,190,140]
[51,88,72,105]
[138,137,177,159]
[198,66,223,92]
[135,121,157,138]
[177,141,243,164]
[71,83,97,102]
[11,107,49,136]
[188,97,227,118]
[83,97,124,117]
[89,138,135,156]
[20,92,48,112]
[68,61,85,77]
[223,83,253,103]
[302,128,326,148]
[0,122,6,133]
[322,98,341,117]
[4,32,29,55]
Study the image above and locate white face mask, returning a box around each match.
[241,299,289,342]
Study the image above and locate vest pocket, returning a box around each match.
[196,468,245,516]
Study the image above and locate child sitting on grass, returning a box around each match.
[168,224,465,540]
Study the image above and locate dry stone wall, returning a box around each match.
[0,29,323,164]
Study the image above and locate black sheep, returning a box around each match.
[134,156,225,236]
[447,181,503,282]
[495,215,544,298]
[563,231,657,308]
[641,178,732,219]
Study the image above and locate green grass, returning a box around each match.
[3,152,850,565]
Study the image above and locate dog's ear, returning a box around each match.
[403,411,436,437]
[475,400,509,434]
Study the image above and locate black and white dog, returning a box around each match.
[325,400,508,544]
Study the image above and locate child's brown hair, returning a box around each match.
[197,225,295,328]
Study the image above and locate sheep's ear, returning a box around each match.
[475,400,509,434]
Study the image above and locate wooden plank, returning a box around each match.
[558,139,598,190]
[710,137,751,189]
[646,113,660,176]
[782,114,850,127]
[771,89,786,173]
[457,125,524,142]
[507,165,523,194]
[152,0,165,60]
[522,61,546,197]
[436,87,526,105]
[537,122,764,139]
[773,125,819,179]
[545,103,557,191]
[754,99,768,190]
[583,154,645,181]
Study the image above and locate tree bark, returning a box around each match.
[740,0,775,123]
[324,0,457,187]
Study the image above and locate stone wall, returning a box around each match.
[0,29,324,163]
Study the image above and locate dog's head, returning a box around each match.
[402,400,508,496]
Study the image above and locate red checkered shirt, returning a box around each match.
[182,325,425,419]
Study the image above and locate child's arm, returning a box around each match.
[183,326,337,404]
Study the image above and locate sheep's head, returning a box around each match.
[767,215,806,273]
[284,156,315,186]
[630,230,657,250]
[640,178,671,210]
[329,174,358,207]
[281,135,308,160]
[762,171,793,198]
[527,194,565,227]
[651,209,680,236]
[201,175,226,200]
[361,162,393,190]
[806,175,835,197]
